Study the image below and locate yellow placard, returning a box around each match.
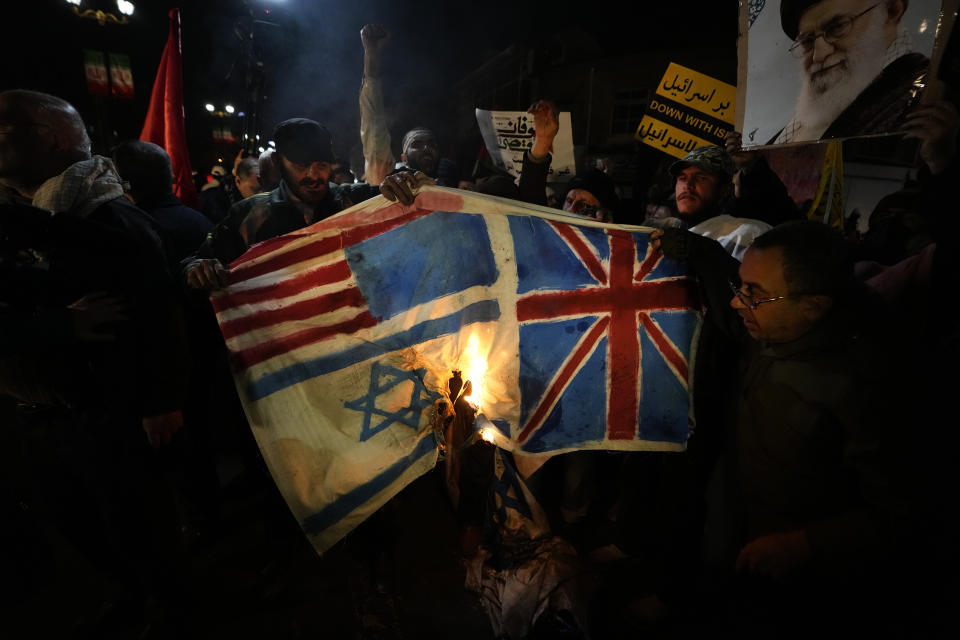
[644,97,733,140]
[654,62,736,123]
[634,115,716,160]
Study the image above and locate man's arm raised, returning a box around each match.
[518,99,559,206]
[360,23,395,185]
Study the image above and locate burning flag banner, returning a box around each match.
[212,187,702,552]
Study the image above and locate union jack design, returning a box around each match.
[509,217,700,453]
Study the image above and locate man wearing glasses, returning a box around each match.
[650,220,921,626]
[774,0,929,143]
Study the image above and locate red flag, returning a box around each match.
[140,8,198,208]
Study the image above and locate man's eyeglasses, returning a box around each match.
[788,3,880,58]
[728,280,789,310]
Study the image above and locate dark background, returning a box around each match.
[0,0,736,178]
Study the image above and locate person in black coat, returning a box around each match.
[113,139,213,263]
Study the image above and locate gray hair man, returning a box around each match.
[774,0,928,143]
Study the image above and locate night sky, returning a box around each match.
[1,0,736,174]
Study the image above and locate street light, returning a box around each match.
[206,103,240,146]
[65,0,135,26]
[204,103,239,118]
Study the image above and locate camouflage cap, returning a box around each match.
[668,145,736,179]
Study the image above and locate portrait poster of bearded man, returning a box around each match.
[738,0,944,147]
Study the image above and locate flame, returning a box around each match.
[461,333,487,410]
[480,428,497,444]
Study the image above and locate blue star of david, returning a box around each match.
[748,0,766,26]
[344,362,442,442]
[492,451,534,523]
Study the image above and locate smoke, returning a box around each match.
[187,0,502,171]
[260,2,361,164]
[177,0,733,176]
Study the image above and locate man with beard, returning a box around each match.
[660,143,806,260]
[358,24,454,186]
[395,126,441,177]
[184,118,420,290]
[774,0,929,143]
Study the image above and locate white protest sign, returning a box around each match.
[476,108,576,181]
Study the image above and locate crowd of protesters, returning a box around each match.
[1,18,958,639]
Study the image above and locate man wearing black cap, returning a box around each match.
[774,0,928,143]
[184,118,403,290]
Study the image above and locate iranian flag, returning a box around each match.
[109,53,135,99]
[83,50,109,96]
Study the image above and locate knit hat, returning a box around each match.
[564,168,620,212]
[272,118,335,165]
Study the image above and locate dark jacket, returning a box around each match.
[198,179,239,224]
[768,53,929,144]
[823,53,929,140]
[734,288,912,573]
[0,197,188,418]
[189,179,380,267]
[669,230,915,578]
[137,192,213,263]
[729,155,799,227]
[517,151,551,206]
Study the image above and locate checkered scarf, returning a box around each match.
[32,156,124,217]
